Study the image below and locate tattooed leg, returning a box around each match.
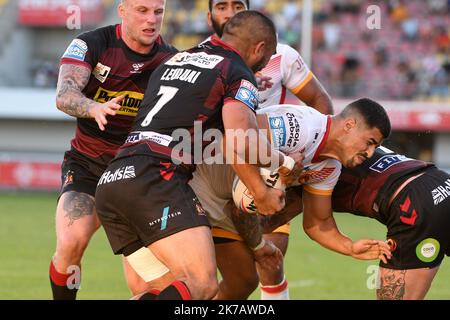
[377,268,406,300]
[377,266,440,300]
[63,191,96,226]
[53,191,101,273]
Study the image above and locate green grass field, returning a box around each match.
[0,192,449,300]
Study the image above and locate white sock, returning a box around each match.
[260,277,289,300]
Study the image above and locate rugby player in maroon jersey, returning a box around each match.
[205,0,334,300]
[50,0,177,300]
[95,11,304,300]
[261,146,450,299]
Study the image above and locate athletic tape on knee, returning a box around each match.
[126,247,170,282]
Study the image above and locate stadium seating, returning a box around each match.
[0,0,447,102]
[162,0,449,102]
[310,0,449,101]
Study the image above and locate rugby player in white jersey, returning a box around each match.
[125,98,393,300]
[203,0,334,299]
[123,0,336,299]
[189,98,393,299]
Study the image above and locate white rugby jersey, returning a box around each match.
[257,43,313,110]
[258,104,341,195]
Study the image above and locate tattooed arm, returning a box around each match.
[229,187,304,243]
[260,188,304,233]
[228,200,263,249]
[55,64,124,131]
[228,200,283,270]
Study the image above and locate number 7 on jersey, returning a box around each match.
[141,86,179,127]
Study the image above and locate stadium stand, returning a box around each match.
[162,0,449,102]
[311,0,450,102]
[0,0,448,190]
[1,0,447,102]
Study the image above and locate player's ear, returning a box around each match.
[344,117,357,133]
[207,12,213,28]
[253,41,265,58]
[118,2,125,19]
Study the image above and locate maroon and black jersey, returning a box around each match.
[332,147,433,224]
[117,35,259,163]
[60,24,178,160]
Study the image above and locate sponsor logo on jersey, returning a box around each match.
[369,154,409,173]
[125,131,173,147]
[97,166,136,186]
[93,87,144,117]
[149,206,182,230]
[131,63,145,74]
[431,178,450,205]
[286,113,300,148]
[166,52,224,69]
[268,116,286,149]
[235,80,259,111]
[416,238,440,263]
[92,62,111,83]
[245,200,257,213]
[193,197,207,216]
[63,170,75,187]
[298,167,335,184]
[62,39,88,61]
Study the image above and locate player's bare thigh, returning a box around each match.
[54,191,101,269]
[56,191,101,234]
[149,226,218,299]
[377,266,440,300]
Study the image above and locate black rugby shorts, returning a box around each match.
[380,167,450,269]
[95,155,210,256]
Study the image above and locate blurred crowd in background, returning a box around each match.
[164,0,449,101]
[6,0,448,102]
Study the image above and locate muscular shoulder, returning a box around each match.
[221,50,257,86]
[77,24,116,47]
[276,43,302,63]
[259,104,324,120]
[158,36,179,54]
[276,43,297,55]
[276,43,311,91]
